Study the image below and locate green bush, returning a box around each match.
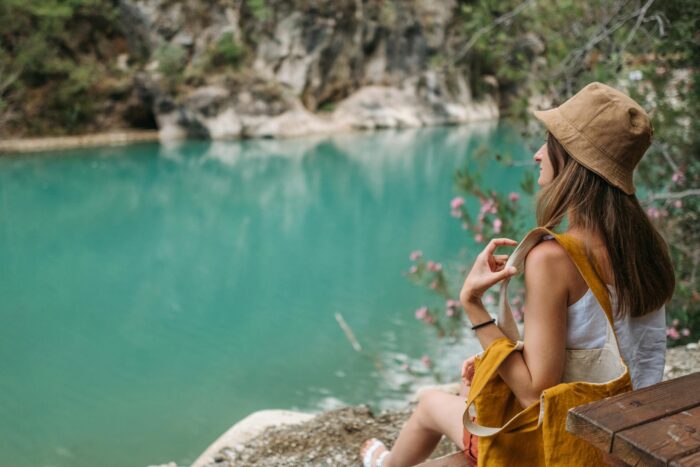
[154,43,187,76]
[209,32,246,69]
[245,0,270,22]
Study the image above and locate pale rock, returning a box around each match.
[412,382,462,403]
[192,409,315,467]
[205,108,242,140]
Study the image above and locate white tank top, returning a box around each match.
[566,284,666,389]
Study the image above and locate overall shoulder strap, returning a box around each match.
[497,227,615,340]
[465,227,621,437]
[551,232,615,325]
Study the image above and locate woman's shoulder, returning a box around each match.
[524,237,570,267]
[524,237,582,290]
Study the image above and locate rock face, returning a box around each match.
[122,0,498,141]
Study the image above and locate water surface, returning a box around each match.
[0,123,534,466]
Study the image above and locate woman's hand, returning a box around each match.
[461,355,476,385]
[460,238,518,305]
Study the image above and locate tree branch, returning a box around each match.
[647,189,700,201]
[454,0,536,64]
[618,0,656,57]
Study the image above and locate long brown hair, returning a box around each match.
[536,133,675,318]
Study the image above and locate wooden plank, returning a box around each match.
[566,411,616,453]
[611,405,700,466]
[417,450,473,467]
[671,450,700,466]
[567,373,700,452]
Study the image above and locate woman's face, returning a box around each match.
[534,142,554,186]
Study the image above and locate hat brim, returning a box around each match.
[533,108,635,195]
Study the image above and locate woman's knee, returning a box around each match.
[413,388,467,448]
[414,389,444,426]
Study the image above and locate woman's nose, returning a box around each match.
[533,144,544,162]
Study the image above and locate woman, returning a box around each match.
[360,82,675,467]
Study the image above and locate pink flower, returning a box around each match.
[401,363,410,371]
[646,207,660,219]
[409,265,418,274]
[451,196,465,209]
[415,307,428,320]
[672,318,680,327]
[410,250,423,261]
[493,218,502,234]
[461,222,469,230]
[666,327,680,340]
[513,296,522,306]
[681,328,691,337]
[671,170,685,184]
[451,209,462,218]
[479,199,494,214]
[673,200,683,209]
[446,299,461,309]
[484,294,495,305]
[446,308,455,317]
[474,234,484,243]
[421,355,433,368]
[427,261,442,272]
[508,192,520,202]
[429,280,438,289]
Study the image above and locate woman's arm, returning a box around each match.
[460,238,569,408]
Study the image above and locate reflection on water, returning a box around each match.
[0,122,534,467]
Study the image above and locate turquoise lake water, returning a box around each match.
[0,123,535,467]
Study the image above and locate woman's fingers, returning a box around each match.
[483,238,518,257]
[488,254,509,272]
[481,239,516,269]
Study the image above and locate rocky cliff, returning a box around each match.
[1,0,499,139]
[129,0,498,140]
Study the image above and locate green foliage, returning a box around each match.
[48,64,98,128]
[318,101,336,113]
[154,43,188,76]
[0,0,120,134]
[245,0,270,22]
[208,32,246,69]
[378,1,398,28]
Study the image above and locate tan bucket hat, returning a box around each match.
[533,82,653,195]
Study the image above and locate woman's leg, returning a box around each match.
[382,388,467,467]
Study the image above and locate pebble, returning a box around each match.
[664,342,700,380]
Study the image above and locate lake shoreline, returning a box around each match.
[0,130,161,154]
[0,105,499,155]
[180,343,700,467]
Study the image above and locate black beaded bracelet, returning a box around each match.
[470,318,496,331]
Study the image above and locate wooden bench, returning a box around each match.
[567,372,700,466]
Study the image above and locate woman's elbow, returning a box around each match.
[516,392,540,409]
[517,380,560,408]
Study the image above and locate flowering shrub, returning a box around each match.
[403,165,531,343]
[399,2,698,389]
